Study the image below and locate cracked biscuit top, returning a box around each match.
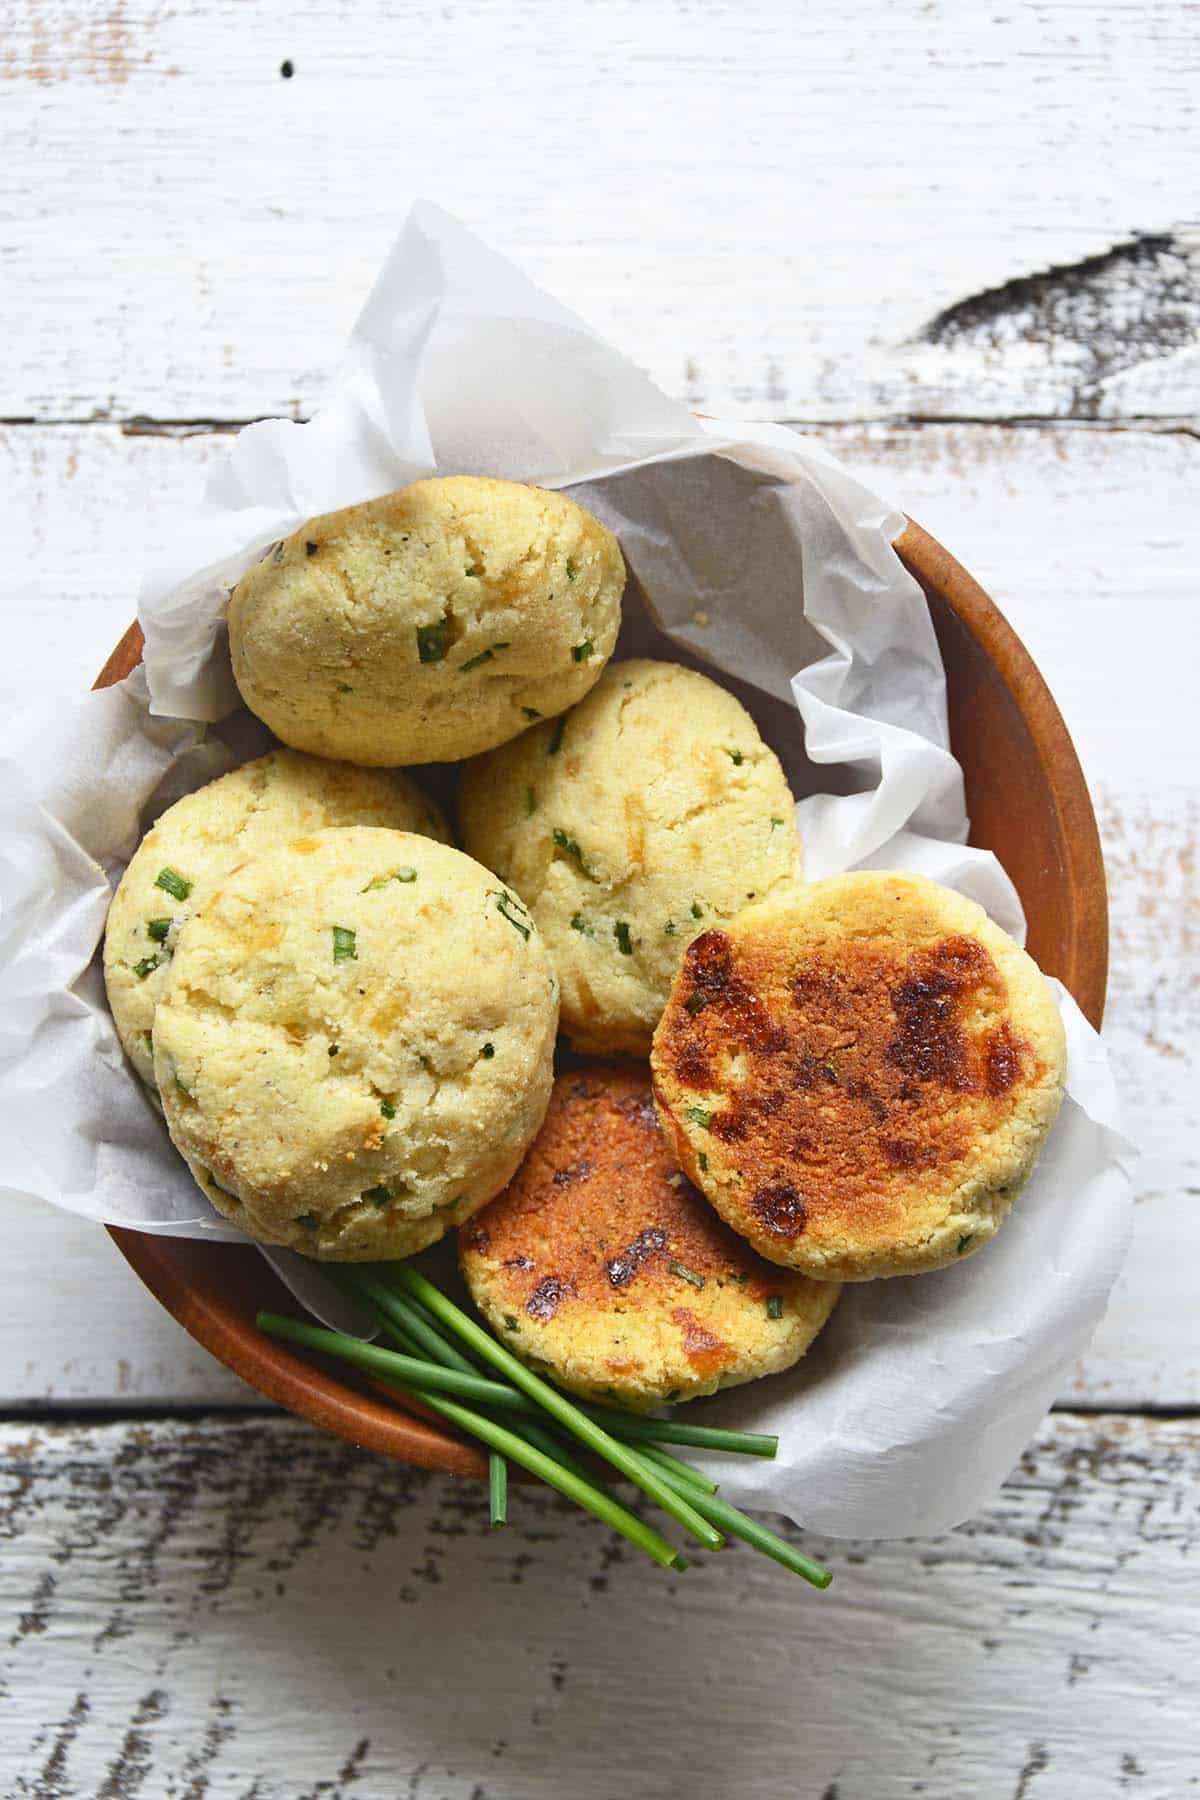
[103,749,450,1090]
[458,659,803,1056]
[152,826,558,1261]
[228,476,625,766]
[650,872,1067,1281]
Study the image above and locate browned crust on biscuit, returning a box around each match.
[462,1065,801,1317]
[459,1063,835,1403]
[651,889,1061,1277]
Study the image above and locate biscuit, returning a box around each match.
[153,827,558,1261]
[228,476,625,765]
[103,749,449,1088]
[651,872,1067,1280]
[459,1064,839,1409]
[458,660,803,1055]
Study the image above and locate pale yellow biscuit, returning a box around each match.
[651,872,1067,1281]
[458,659,803,1056]
[228,476,625,765]
[153,827,558,1261]
[103,749,450,1089]
[460,1064,839,1410]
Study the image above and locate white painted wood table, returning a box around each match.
[2,3,1197,1793]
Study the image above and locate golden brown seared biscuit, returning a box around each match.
[154,827,558,1261]
[459,1064,840,1409]
[651,872,1067,1281]
[458,659,803,1056]
[228,476,625,765]
[103,749,450,1088]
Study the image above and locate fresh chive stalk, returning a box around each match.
[378,1372,687,1570]
[641,1471,831,1590]
[633,1441,719,1496]
[579,1406,778,1458]
[258,1312,537,1407]
[382,1268,725,1553]
[367,1298,510,1514]
[355,1276,602,1490]
[488,1451,508,1527]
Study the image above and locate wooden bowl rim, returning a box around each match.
[95,517,1108,1474]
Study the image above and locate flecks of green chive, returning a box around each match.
[147,917,171,942]
[380,1100,396,1119]
[548,716,567,754]
[614,920,634,956]
[685,1105,712,1129]
[684,991,708,1015]
[493,891,531,941]
[461,640,510,673]
[552,828,585,867]
[416,618,451,663]
[133,954,163,980]
[154,867,191,902]
[361,867,417,892]
[332,926,357,962]
[571,640,594,662]
[667,1260,705,1290]
[362,1185,392,1208]
[766,1294,783,1319]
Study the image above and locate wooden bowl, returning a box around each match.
[95,519,1108,1477]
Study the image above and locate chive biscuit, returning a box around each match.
[458,660,803,1056]
[228,476,625,766]
[459,1064,839,1410]
[651,872,1067,1282]
[153,827,558,1261]
[103,749,450,1089]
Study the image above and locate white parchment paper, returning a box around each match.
[0,203,1131,1537]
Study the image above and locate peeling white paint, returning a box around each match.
[1,1415,1197,1797]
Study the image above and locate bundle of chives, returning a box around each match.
[365,1284,716,1506]
[356,1275,603,1489]
[356,1276,733,1504]
[383,1268,726,1552]
[258,1282,831,1590]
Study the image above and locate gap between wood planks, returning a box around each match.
[1,414,1198,437]
[4,1403,1198,1424]
[6,1398,1200,1430]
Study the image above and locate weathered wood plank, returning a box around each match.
[2,0,1198,422]
[0,1413,1196,1797]
[1,421,1193,1408]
